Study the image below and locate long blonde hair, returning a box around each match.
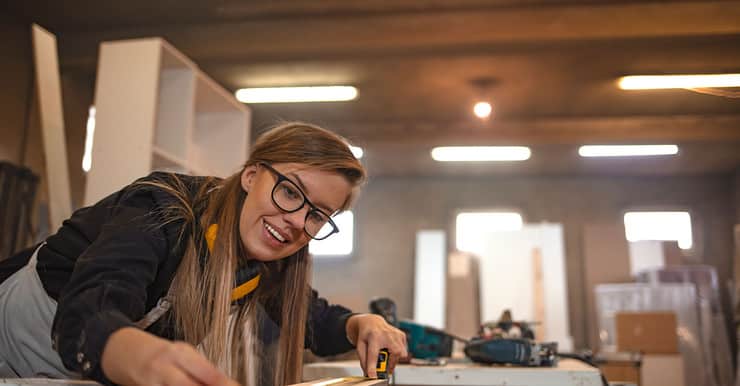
[140,122,365,385]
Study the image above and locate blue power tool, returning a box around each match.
[464,338,558,366]
[370,297,456,359]
[370,298,558,367]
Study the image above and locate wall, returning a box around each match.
[0,14,33,165]
[735,168,740,293]
[312,174,736,349]
[0,15,94,243]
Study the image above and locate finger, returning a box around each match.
[399,338,409,359]
[396,332,409,359]
[389,338,407,374]
[169,342,229,386]
[159,364,201,386]
[388,352,399,375]
[366,339,381,378]
[356,339,368,376]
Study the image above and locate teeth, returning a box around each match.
[264,223,286,242]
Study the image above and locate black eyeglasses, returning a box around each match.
[259,163,339,240]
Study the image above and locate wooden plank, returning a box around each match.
[293,377,386,386]
[31,24,72,231]
[582,223,632,351]
[0,380,97,385]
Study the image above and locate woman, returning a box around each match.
[0,122,407,385]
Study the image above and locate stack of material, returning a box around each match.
[595,283,710,386]
[0,162,39,260]
[636,266,733,386]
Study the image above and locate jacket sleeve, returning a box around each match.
[304,288,356,356]
[51,188,170,384]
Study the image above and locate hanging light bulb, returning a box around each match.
[469,77,498,120]
[473,101,492,119]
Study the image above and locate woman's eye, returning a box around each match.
[281,184,301,199]
[308,211,325,223]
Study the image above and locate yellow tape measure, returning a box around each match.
[375,348,389,379]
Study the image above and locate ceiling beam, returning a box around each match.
[58,1,740,66]
[327,115,740,145]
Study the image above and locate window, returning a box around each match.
[623,211,693,249]
[309,211,354,256]
[455,211,523,254]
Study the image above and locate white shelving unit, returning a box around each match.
[84,38,250,206]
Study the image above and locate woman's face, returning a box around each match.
[239,163,353,262]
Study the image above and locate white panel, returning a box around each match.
[190,112,247,177]
[84,39,162,205]
[414,230,446,329]
[31,24,72,231]
[83,38,251,207]
[628,240,666,276]
[477,224,573,350]
[537,224,573,352]
[154,68,195,162]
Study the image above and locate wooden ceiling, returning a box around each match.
[7,0,740,177]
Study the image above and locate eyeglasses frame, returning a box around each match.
[258,162,340,240]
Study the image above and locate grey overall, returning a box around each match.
[0,244,77,378]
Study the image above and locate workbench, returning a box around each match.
[0,377,386,386]
[303,358,604,386]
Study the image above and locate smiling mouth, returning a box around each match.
[264,220,288,243]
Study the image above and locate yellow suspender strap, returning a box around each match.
[205,224,261,301]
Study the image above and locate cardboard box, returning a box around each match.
[599,360,640,384]
[615,312,678,354]
[641,354,684,386]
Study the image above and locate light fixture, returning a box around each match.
[469,77,498,120]
[578,145,678,157]
[82,106,96,172]
[234,86,358,103]
[473,102,492,119]
[431,146,531,162]
[618,74,740,90]
[349,145,364,159]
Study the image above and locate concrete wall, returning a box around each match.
[0,15,94,242]
[0,14,33,165]
[735,168,740,290]
[312,174,736,349]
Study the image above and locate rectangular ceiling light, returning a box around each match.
[618,74,740,90]
[578,145,678,157]
[235,86,358,103]
[431,146,531,161]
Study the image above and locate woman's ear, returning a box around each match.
[241,165,258,193]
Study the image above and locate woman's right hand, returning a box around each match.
[101,327,240,386]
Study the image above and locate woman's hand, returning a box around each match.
[346,314,408,378]
[101,327,240,386]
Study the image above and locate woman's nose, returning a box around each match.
[283,205,309,230]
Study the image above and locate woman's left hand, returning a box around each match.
[346,313,408,378]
